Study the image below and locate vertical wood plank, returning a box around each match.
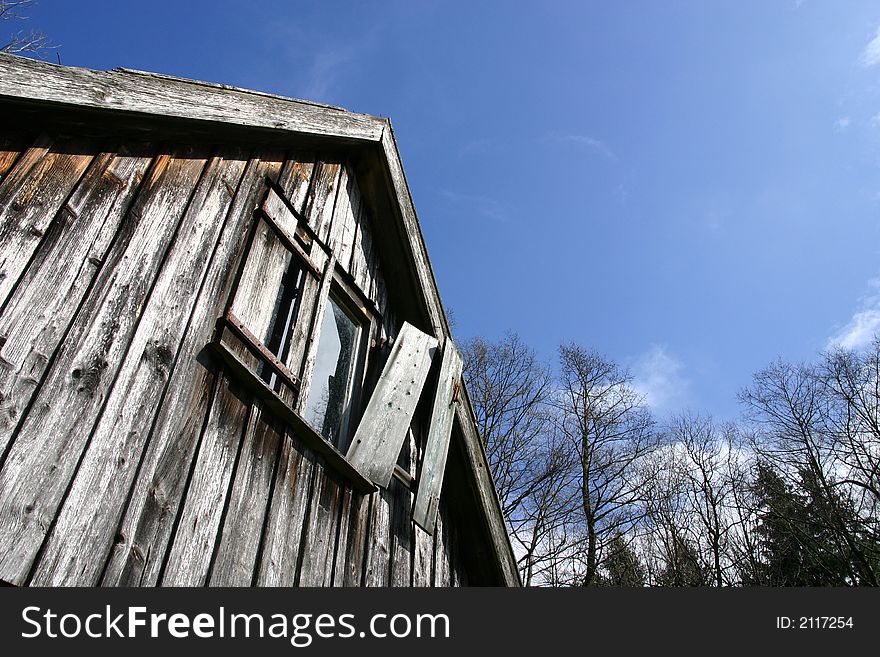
[362,487,393,587]
[349,203,374,300]
[307,161,342,245]
[0,148,152,458]
[100,155,282,587]
[255,435,316,586]
[326,166,358,275]
[208,405,283,586]
[433,506,453,587]
[331,487,371,586]
[29,154,249,586]
[0,139,94,309]
[0,133,29,181]
[297,467,344,586]
[0,150,206,586]
[160,371,249,586]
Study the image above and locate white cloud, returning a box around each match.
[546,132,617,161]
[870,112,880,128]
[834,116,851,131]
[860,26,880,68]
[632,345,690,412]
[827,278,880,351]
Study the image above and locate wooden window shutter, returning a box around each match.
[413,341,463,533]
[345,321,438,486]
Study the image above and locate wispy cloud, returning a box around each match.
[632,345,690,413]
[834,116,851,131]
[827,278,880,351]
[860,26,880,68]
[545,132,618,161]
[441,190,508,222]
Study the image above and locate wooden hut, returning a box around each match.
[0,53,518,587]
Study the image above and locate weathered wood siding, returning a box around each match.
[0,131,469,587]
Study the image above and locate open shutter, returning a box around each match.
[346,321,438,486]
[413,342,463,533]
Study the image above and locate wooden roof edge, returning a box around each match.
[0,53,386,142]
[111,66,352,114]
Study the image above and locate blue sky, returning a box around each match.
[12,0,880,420]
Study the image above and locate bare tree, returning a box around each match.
[554,343,658,586]
[1,1,53,55]
[740,358,879,585]
[462,333,577,585]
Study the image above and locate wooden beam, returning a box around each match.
[0,54,386,144]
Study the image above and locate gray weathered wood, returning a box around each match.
[0,150,206,586]
[433,507,451,587]
[0,53,386,144]
[30,153,248,586]
[0,148,151,458]
[349,202,375,300]
[332,487,371,586]
[327,166,359,275]
[413,342,463,533]
[362,487,393,587]
[297,467,344,586]
[208,405,282,586]
[346,321,438,487]
[160,371,250,586]
[0,138,93,310]
[255,435,316,586]
[100,154,281,587]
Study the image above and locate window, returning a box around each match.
[210,171,451,513]
[302,287,367,449]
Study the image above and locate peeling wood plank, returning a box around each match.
[0,54,386,143]
[0,148,151,459]
[297,467,344,586]
[160,371,249,586]
[29,153,248,586]
[0,150,206,586]
[208,405,282,586]
[346,322,438,487]
[0,139,94,311]
[413,342,463,533]
[255,435,316,586]
[100,154,282,587]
